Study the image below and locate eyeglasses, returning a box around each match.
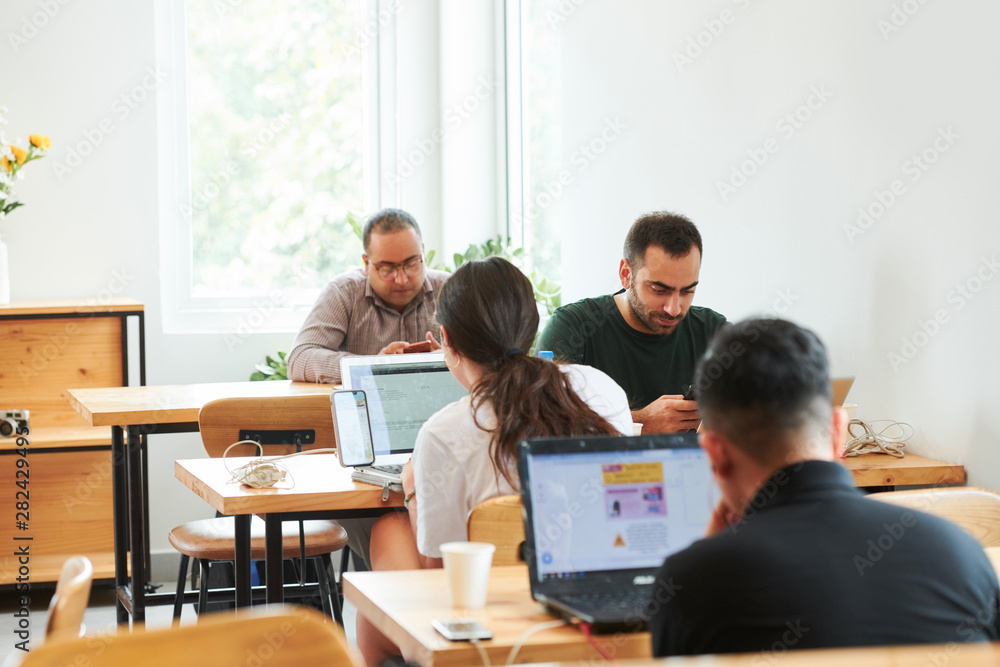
[372,256,424,280]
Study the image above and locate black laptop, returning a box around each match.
[517,433,717,633]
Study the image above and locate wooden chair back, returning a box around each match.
[23,605,361,667]
[468,495,525,566]
[45,555,93,642]
[870,487,1000,547]
[198,394,336,458]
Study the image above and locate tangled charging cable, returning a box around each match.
[223,440,339,489]
[843,419,913,458]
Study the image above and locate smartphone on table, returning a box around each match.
[432,618,493,641]
[331,389,376,467]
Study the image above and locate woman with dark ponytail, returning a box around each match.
[359,257,631,665]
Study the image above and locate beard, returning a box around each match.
[627,289,685,335]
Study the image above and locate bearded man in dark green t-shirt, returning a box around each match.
[538,212,726,433]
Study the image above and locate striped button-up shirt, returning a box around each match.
[288,267,450,384]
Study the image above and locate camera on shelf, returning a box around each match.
[0,409,30,438]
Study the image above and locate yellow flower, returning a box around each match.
[1,156,9,172]
[10,145,27,165]
[29,134,51,150]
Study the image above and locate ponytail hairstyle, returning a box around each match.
[435,257,619,487]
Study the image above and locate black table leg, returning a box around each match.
[126,425,146,622]
[141,431,153,588]
[111,425,129,625]
[265,514,284,603]
[234,514,252,608]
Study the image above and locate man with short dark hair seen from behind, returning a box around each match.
[650,318,1000,656]
[538,212,726,433]
[289,208,449,384]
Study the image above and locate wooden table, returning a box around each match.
[841,453,965,488]
[345,565,651,666]
[66,380,335,623]
[175,452,402,607]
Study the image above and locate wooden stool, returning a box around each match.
[168,516,348,623]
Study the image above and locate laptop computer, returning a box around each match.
[517,432,717,633]
[338,352,468,487]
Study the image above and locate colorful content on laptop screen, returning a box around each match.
[347,360,468,456]
[524,447,716,579]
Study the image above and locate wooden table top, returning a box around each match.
[175,453,403,516]
[841,452,965,486]
[67,380,335,427]
[0,297,144,316]
[573,643,1000,666]
[344,565,650,666]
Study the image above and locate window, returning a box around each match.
[507,0,562,284]
[158,0,382,332]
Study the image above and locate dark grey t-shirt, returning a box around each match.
[538,292,726,409]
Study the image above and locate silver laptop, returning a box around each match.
[339,352,468,477]
[518,433,717,632]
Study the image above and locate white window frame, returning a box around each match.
[155,0,390,333]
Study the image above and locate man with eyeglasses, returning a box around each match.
[289,208,449,384]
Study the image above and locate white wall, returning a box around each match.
[551,1,1000,485]
[2,0,293,565]
[3,0,999,568]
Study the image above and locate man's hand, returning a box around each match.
[379,332,441,356]
[378,341,410,355]
[631,395,700,433]
[705,498,741,537]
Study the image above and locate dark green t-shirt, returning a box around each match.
[537,292,726,410]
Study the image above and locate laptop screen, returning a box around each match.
[519,434,716,581]
[341,354,468,456]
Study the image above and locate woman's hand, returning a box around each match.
[401,460,415,497]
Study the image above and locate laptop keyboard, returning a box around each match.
[372,463,403,475]
[559,588,652,614]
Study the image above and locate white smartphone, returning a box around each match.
[432,618,493,641]
[331,389,376,467]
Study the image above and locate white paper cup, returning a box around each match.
[632,423,643,436]
[440,541,495,609]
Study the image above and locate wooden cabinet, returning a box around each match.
[0,299,144,585]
